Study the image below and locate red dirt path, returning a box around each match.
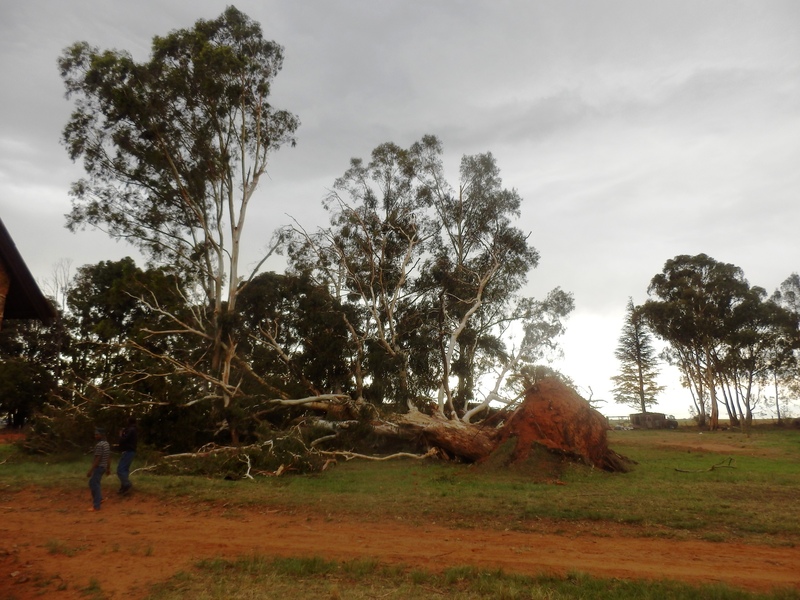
[2,485,798,599]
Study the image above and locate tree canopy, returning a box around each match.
[24,8,581,458]
[642,254,799,429]
[59,6,299,443]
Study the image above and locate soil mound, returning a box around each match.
[484,378,632,474]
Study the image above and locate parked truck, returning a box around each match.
[629,412,679,430]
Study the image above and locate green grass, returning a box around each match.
[45,538,84,556]
[79,577,108,600]
[143,554,800,600]
[2,425,799,547]
[3,425,800,598]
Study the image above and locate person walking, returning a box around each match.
[116,417,138,494]
[87,427,111,511]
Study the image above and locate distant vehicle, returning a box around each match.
[629,412,679,430]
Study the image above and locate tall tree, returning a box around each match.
[411,136,541,415]
[642,254,752,429]
[287,140,434,407]
[288,135,564,415]
[611,298,664,414]
[769,273,800,421]
[59,7,299,442]
[721,286,798,427]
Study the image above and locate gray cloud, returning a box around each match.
[1,0,798,416]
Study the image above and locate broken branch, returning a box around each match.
[675,457,736,473]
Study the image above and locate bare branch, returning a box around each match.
[268,394,350,406]
[318,447,438,462]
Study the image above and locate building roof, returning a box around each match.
[0,217,57,324]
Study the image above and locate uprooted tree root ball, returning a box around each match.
[485,378,634,473]
[389,377,633,475]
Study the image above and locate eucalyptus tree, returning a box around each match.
[719,286,775,426]
[773,273,800,316]
[287,135,567,422]
[464,288,574,422]
[59,8,299,441]
[769,273,800,420]
[287,140,436,407]
[642,254,750,429]
[411,136,543,415]
[611,298,664,415]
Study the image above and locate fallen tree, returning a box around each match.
[135,377,632,479]
[388,377,633,473]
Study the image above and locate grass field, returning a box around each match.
[2,424,799,599]
[146,555,798,600]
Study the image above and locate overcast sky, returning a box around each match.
[1,1,799,418]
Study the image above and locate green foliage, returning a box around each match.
[60,7,299,273]
[643,254,800,427]
[146,554,798,600]
[50,5,577,445]
[287,134,570,413]
[235,271,355,399]
[64,258,199,403]
[59,6,300,445]
[0,357,54,427]
[50,8,580,450]
[0,318,62,428]
[21,402,95,454]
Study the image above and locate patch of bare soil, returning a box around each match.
[0,430,24,445]
[1,486,798,599]
[616,430,787,458]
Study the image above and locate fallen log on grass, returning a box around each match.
[391,378,633,473]
[675,457,736,473]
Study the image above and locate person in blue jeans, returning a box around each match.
[116,417,138,494]
[87,427,111,511]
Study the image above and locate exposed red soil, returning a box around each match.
[0,430,24,444]
[2,485,798,599]
[491,378,632,472]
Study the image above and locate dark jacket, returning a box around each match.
[118,425,138,452]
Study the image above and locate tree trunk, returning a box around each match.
[393,408,497,462]
[705,347,719,430]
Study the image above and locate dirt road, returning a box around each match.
[1,485,798,599]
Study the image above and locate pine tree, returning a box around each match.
[611,298,664,413]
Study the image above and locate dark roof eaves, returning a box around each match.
[0,216,58,323]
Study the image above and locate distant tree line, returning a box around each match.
[612,255,800,429]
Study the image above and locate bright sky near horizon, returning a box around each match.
[1,1,799,418]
